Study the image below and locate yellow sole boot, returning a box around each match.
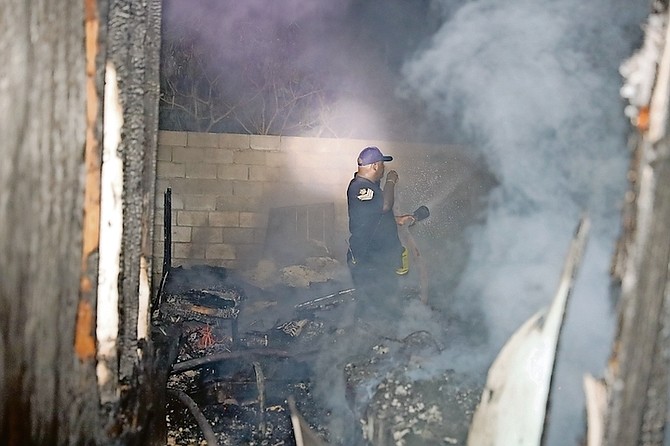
[396,247,409,275]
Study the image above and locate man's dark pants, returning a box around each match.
[347,256,400,321]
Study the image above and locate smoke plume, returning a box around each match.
[400,0,647,443]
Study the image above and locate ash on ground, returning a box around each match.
[161,259,484,445]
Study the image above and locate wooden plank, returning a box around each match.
[605,136,670,445]
[467,217,590,446]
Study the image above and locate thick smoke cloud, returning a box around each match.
[400,0,646,443]
[162,0,648,443]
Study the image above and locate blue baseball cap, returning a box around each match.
[357,146,393,166]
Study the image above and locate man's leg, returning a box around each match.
[370,270,402,320]
[347,259,379,320]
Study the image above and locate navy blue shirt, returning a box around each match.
[347,174,402,267]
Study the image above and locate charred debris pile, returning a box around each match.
[153,259,482,446]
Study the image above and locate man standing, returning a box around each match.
[346,146,414,318]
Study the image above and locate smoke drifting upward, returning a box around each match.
[161,0,443,139]
[402,0,643,345]
[401,0,646,444]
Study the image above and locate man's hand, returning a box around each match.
[395,214,415,226]
[386,170,399,184]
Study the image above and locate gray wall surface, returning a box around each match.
[154,131,481,284]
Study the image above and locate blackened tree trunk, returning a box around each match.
[0,0,162,444]
[605,4,670,439]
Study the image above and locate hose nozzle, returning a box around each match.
[412,205,430,222]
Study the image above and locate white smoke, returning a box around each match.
[400,0,646,444]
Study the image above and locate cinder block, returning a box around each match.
[185,163,217,179]
[192,227,223,244]
[206,243,236,260]
[176,210,208,226]
[171,226,192,242]
[233,150,266,165]
[219,133,250,149]
[249,165,280,182]
[281,135,342,154]
[203,148,234,164]
[280,135,313,152]
[292,152,325,169]
[183,195,217,211]
[169,178,232,195]
[158,131,187,146]
[216,196,262,212]
[250,134,281,151]
[218,164,249,180]
[173,147,210,163]
[277,166,294,179]
[157,161,185,179]
[171,194,185,210]
[239,212,267,228]
[175,147,235,165]
[223,227,255,244]
[313,137,344,153]
[174,242,205,259]
[265,151,286,167]
[209,211,239,227]
[232,181,264,197]
[157,145,173,161]
[187,132,219,148]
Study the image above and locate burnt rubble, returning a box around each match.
[157,261,483,445]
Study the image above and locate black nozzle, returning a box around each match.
[413,205,430,222]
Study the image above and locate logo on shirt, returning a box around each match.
[357,188,374,201]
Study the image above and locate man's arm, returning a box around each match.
[382,170,398,212]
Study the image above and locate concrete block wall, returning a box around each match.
[153,130,467,284]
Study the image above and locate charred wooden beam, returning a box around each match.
[154,187,172,312]
[143,325,181,446]
[253,362,267,436]
[171,349,291,374]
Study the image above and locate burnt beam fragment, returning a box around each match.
[171,349,291,374]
